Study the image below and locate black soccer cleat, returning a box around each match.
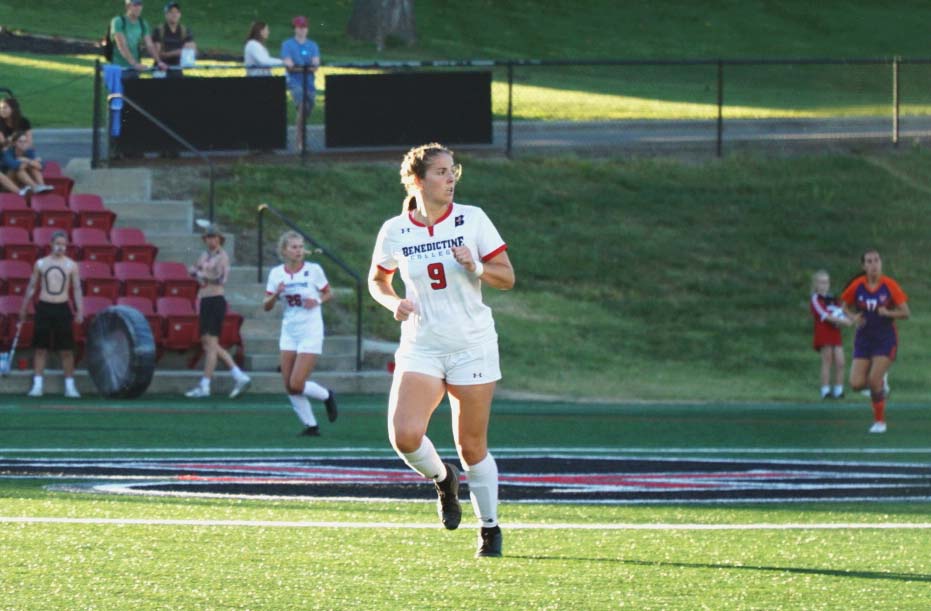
[434,463,462,530]
[299,425,320,437]
[324,390,338,423]
[476,525,503,558]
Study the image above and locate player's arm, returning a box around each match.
[71,263,84,323]
[451,247,515,290]
[318,285,332,304]
[879,301,910,320]
[18,264,41,322]
[263,281,285,311]
[368,265,413,321]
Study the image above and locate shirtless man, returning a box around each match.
[19,230,84,398]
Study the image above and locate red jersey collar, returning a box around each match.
[285,262,305,277]
[408,203,454,229]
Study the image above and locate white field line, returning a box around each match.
[5,447,931,455]
[3,516,931,531]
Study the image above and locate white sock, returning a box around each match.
[303,381,329,401]
[65,377,76,389]
[288,394,317,427]
[463,453,498,528]
[32,375,43,388]
[398,436,446,481]
[230,366,248,381]
[199,376,211,390]
[820,385,830,397]
[832,385,844,397]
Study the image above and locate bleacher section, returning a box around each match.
[0,166,244,373]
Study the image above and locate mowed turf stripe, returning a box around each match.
[3,516,931,530]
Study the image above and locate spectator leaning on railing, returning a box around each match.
[152,1,196,78]
[111,0,166,79]
[244,21,284,77]
[281,15,320,151]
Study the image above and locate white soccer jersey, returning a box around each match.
[265,262,329,336]
[372,202,508,355]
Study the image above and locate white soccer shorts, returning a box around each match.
[394,339,501,385]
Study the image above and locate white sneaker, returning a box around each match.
[869,421,887,434]
[34,184,55,193]
[185,386,210,398]
[17,186,31,196]
[27,385,43,398]
[64,386,81,399]
[229,376,252,399]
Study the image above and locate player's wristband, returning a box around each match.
[471,261,485,279]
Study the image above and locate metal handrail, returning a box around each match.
[106,92,216,222]
[257,203,363,371]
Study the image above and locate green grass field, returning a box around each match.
[2,395,931,610]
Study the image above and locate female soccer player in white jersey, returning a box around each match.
[264,230,338,436]
[368,143,515,558]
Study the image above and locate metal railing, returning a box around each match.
[256,203,363,371]
[104,90,216,222]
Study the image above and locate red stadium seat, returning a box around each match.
[30,194,75,230]
[0,259,33,296]
[43,176,75,201]
[0,295,35,350]
[32,227,78,258]
[0,193,37,231]
[0,227,39,264]
[42,161,62,178]
[78,260,120,301]
[72,296,114,360]
[114,261,158,301]
[72,228,118,268]
[110,228,158,268]
[156,296,199,354]
[117,296,163,349]
[69,194,116,233]
[153,261,199,302]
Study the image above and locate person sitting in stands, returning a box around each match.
[2,131,53,196]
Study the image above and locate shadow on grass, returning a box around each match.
[509,556,931,583]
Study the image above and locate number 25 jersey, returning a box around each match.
[372,203,508,355]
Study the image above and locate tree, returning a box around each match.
[346,0,416,52]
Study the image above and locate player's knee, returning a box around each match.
[286,381,304,395]
[390,427,424,455]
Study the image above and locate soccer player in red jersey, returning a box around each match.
[840,250,910,433]
[810,270,852,399]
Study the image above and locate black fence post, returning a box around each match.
[91,59,102,169]
[892,56,900,147]
[257,204,265,283]
[716,60,724,158]
[506,61,514,158]
[301,64,309,163]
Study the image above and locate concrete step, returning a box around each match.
[0,368,392,396]
[146,231,237,262]
[71,167,153,202]
[109,200,194,233]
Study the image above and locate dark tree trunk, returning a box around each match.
[346,0,416,51]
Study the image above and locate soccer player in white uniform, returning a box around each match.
[264,231,338,436]
[368,143,515,558]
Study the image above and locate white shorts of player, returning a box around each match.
[394,339,501,386]
[279,321,324,354]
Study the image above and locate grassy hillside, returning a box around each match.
[198,147,931,401]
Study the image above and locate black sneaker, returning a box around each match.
[299,425,320,436]
[324,390,338,422]
[476,525,503,558]
[434,463,462,530]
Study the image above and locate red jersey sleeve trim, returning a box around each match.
[481,243,508,263]
[810,293,830,320]
[319,283,330,292]
[377,265,397,274]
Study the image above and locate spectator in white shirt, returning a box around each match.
[244,21,283,77]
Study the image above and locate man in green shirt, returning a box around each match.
[111,0,166,78]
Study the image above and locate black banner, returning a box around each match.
[120,76,287,153]
[325,71,492,148]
